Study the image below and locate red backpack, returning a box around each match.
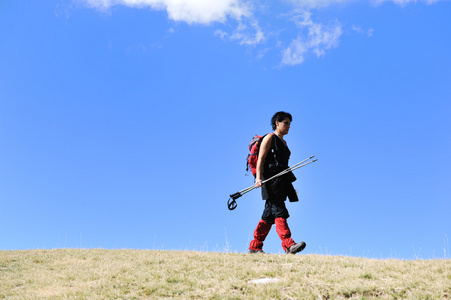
[246,133,274,177]
[246,135,263,177]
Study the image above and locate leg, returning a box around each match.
[275,217,295,251]
[249,219,272,251]
[275,217,306,254]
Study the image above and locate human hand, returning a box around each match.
[254,179,263,188]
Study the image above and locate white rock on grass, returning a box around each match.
[249,278,280,284]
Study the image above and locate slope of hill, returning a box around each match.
[1,249,450,299]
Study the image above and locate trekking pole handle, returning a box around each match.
[227,198,238,210]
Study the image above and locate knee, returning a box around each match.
[275,217,288,227]
[275,218,291,238]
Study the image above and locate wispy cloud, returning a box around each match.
[77,0,446,66]
[352,25,374,37]
[215,19,264,46]
[79,0,264,46]
[287,0,357,9]
[282,11,342,66]
[79,0,251,24]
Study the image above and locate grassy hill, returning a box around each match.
[1,249,450,299]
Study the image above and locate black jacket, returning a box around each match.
[261,134,299,202]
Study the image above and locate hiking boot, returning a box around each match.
[286,242,306,254]
[249,249,265,254]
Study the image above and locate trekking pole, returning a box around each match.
[227,156,317,210]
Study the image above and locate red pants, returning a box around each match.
[249,218,295,251]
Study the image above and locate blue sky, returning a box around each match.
[1,0,450,259]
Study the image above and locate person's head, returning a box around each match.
[271,111,292,130]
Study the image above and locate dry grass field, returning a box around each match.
[1,249,450,299]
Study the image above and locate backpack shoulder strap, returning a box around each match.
[268,133,280,168]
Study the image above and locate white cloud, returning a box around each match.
[286,0,357,9]
[215,19,265,46]
[352,25,374,37]
[231,21,265,45]
[282,12,342,66]
[78,0,445,66]
[79,0,250,24]
[80,0,264,47]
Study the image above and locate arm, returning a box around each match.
[254,134,273,188]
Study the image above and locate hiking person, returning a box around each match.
[249,111,306,254]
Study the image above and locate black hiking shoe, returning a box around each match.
[286,242,306,254]
[249,249,265,254]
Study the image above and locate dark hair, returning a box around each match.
[271,111,292,130]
